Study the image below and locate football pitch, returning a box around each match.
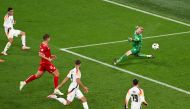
[0,0,190,109]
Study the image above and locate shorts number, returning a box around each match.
[131,94,138,102]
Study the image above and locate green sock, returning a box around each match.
[137,53,147,57]
[116,54,128,64]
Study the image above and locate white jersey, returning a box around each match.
[66,67,84,102]
[3,14,14,29]
[3,14,21,38]
[67,67,81,91]
[126,86,145,109]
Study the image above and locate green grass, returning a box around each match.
[0,0,190,109]
[113,0,190,24]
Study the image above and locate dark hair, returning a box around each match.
[75,60,81,65]
[43,34,50,41]
[133,79,139,85]
[8,7,13,12]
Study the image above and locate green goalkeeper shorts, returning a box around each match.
[131,47,141,55]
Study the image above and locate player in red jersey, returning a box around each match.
[19,34,63,95]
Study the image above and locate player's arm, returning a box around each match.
[13,19,16,24]
[140,89,148,106]
[125,90,130,109]
[58,77,69,88]
[128,35,140,42]
[51,55,57,60]
[76,78,88,93]
[39,52,52,62]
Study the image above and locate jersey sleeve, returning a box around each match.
[67,71,72,78]
[126,90,131,101]
[4,15,10,28]
[39,45,46,54]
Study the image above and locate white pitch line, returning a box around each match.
[103,0,190,27]
[60,49,190,95]
[63,31,190,50]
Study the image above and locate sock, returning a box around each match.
[116,54,128,64]
[3,42,11,53]
[21,35,26,47]
[25,75,37,83]
[82,102,89,109]
[55,97,67,105]
[137,53,148,58]
[54,76,59,88]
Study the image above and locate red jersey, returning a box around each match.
[39,43,51,64]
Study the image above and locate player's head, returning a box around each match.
[7,7,14,15]
[136,26,144,34]
[133,79,139,86]
[43,34,51,42]
[75,60,81,67]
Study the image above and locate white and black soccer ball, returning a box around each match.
[152,43,159,50]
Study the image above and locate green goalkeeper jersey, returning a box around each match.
[132,32,142,49]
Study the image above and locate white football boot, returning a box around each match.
[54,89,64,95]
[47,94,57,99]
[1,51,8,56]
[22,46,31,50]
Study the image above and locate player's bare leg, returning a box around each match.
[47,94,70,105]
[1,37,13,56]
[19,71,44,91]
[20,31,30,50]
[0,59,5,63]
[114,50,132,65]
[52,70,64,95]
[48,95,89,109]
[80,96,89,109]
[137,53,153,58]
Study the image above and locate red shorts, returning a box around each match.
[38,63,57,73]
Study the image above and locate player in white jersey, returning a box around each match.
[125,79,148,109]
[1,7,30,55]
[48,60,89,109]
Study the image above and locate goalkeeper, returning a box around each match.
[114,26,153,65]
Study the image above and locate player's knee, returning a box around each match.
[66,101,71,105]
[126,51,132,56]
[54,70,59,77]
[35,74,40,78]
[81,97,87,102]
[35,73,42,78]
[9,38,14,43]
[21,32,26,36]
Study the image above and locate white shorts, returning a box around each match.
[4,28,21,38]
[131,104,141,109]
[67,88,84,102]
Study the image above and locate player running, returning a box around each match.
[1,7,30,56]
[48,60,89,109]
[19,34,63,95]
[114,26,153,65]
[125,79,148,109]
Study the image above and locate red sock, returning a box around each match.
[25,75,37,83]
[54,76,59,88]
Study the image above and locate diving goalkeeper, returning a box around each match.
[114,26,153,65]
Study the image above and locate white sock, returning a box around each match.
[55,97,67,105]
[21,35,26,47]
[3,42,11,53]
[82,102,89,109]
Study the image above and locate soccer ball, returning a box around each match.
[152,43,159,50]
